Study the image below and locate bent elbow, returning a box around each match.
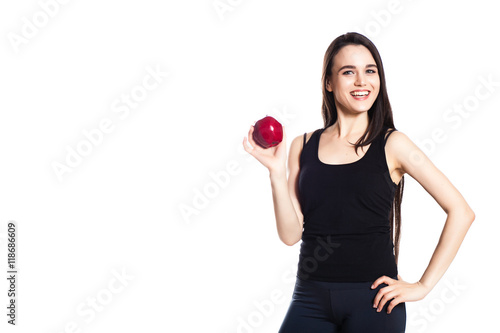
[282,236,301,246]
[458,206,475,224]
[468,208,476,224]
[449,205,475,224]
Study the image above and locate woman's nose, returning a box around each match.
[355,74,366,86]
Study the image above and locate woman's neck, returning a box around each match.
[331,110,369,139]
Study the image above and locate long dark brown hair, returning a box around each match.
[320,32,404,266]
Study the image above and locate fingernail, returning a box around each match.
[373,304,377,308]
[371,285,374,289]
[377,308,381,312]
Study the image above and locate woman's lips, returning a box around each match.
[350,90,370,101]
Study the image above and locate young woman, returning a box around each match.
[242,32,475,332]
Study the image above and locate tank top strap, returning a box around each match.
[372,127,397,157]
[312,128,324,153]
[300,128,323,168]
[304,128,324,147]
[383,127,398,146]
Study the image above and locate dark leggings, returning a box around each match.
[278,275,406,333]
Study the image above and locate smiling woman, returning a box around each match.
[328,55,380,112]
[243,32,475,333]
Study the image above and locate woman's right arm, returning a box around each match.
[269,134,304,246]
[243,126,304,246]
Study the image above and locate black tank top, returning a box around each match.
[297,126,399,282]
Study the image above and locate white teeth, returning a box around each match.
[351,91,369,96]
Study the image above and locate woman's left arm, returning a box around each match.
[372,131,475,314]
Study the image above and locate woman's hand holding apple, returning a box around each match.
[243,117,286,175]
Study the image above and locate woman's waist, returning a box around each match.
[302,225,392,238]
[299,232,395,263]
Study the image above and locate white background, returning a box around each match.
[1,0,498,332]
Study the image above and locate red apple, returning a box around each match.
[252,116,283,149]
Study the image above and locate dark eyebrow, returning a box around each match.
[337,64,377,73]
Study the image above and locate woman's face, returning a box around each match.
[326,44,380,115]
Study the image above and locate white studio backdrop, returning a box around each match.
[0,0,498,332]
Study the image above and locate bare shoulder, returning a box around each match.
[385,129,414,150]
[290,130,316,150]
[385,129,430,175]
[384,129,415,173]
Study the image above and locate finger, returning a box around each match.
[387,297,403,314]
[247,125,254,136]
[376,290,399,313]
[372,283,396,308]
[247,125,258,146]
[242,136,254,154]
[248,128,266,152]
[371,275,389,289]
[373,286,385,308]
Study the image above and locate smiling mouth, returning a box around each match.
[350,90,370,97]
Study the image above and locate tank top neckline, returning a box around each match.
[316,127,379,167]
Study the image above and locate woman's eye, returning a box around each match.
[367,69,376,74]
[342,70,354,75]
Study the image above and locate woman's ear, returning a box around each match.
[326,77,334,92]
[326,79,332,92]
